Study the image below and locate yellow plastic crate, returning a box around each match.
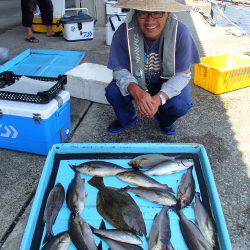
[32,17,62,33]
[194,54,250,94]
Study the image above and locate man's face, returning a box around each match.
[136,11,169,41]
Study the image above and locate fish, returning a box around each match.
[167,242,175,250]
[148,206,172,250]
[144,159,194,176]
[178,210,212,250]
[66,167,86,215]
[128,154,175,169]
[194,193,216,248]
[100,236,143,250]
[88,177,146,236]
[68,213,97,250]
[41,231,70,250]
[43,183,65,244]
[116,170,172,191]
[177,168,195,209]
[92,220,143,246]
[122,186,177,207]
[72,161,128,177]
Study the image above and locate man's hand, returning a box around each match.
[128,83,155,117]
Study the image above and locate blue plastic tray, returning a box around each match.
[0,49,85,77]
[20,143,232,250]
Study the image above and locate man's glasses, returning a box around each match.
[136,11,165,19]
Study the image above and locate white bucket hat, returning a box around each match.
[114,0,192,12]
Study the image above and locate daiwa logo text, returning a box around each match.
[83,31,92,38]
[0,124,18,139]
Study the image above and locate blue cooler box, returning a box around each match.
[0,91,70,155]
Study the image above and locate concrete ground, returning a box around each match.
[0,3,249,250]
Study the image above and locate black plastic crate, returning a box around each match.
[0,71,67,104]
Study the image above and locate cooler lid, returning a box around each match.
[61,13,93,24]
[0,91,70,119]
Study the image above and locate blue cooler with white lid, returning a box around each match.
[61,8,94,41]
[0,90,70,155]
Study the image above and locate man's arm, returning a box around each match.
[151,69,191,114]
[160,70,191,100]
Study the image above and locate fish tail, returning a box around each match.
[97,241,102,250]
[88,177,104,189]
[42,231,53,245]
[172,200,183,213]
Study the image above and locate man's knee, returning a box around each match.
[172,101,192,117]
[161,99,192,118]
[105,80,121,102]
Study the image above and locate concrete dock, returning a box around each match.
[0,1,249,249]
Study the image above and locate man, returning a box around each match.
[105,0,200,135]
[21,0,55,43]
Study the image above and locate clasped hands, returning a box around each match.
[128,83,161,118]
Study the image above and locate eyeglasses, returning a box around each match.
[136,11,165,19]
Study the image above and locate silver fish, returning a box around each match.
[66,167,86,215]
[88,177,146,236]
[73,161,128,176]
[43,183,65,244]
[144,159,194,176]
[68,213,97,250]
[100,236,143,250]
[41,231,70,250]
[93,224,142,246]
[178,210,212,250]
[194,193,216,248]
[177,168,195,208]
[129,154,175,169]
[116,170,172,191]
[123,186,177,207]
[148,206,172,250]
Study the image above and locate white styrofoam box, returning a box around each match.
[62,13,94,41]
[106,14,126,46]
[105,0,122,15]
[66,63,113,104]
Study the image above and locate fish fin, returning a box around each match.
[69,164,77,172]
[89,224,95,232]
[120,185,130,191]
[88,177,104,189]
[66,182,72,211]
[42,231,53,246]
[164,185,174,194]
[99,219,106,230]
[97,241,102,250]
[191,202,195,209]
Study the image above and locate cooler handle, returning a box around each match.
[64,7,89,15]
[109,15,122,31]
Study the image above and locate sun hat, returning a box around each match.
[114,0,192,12]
